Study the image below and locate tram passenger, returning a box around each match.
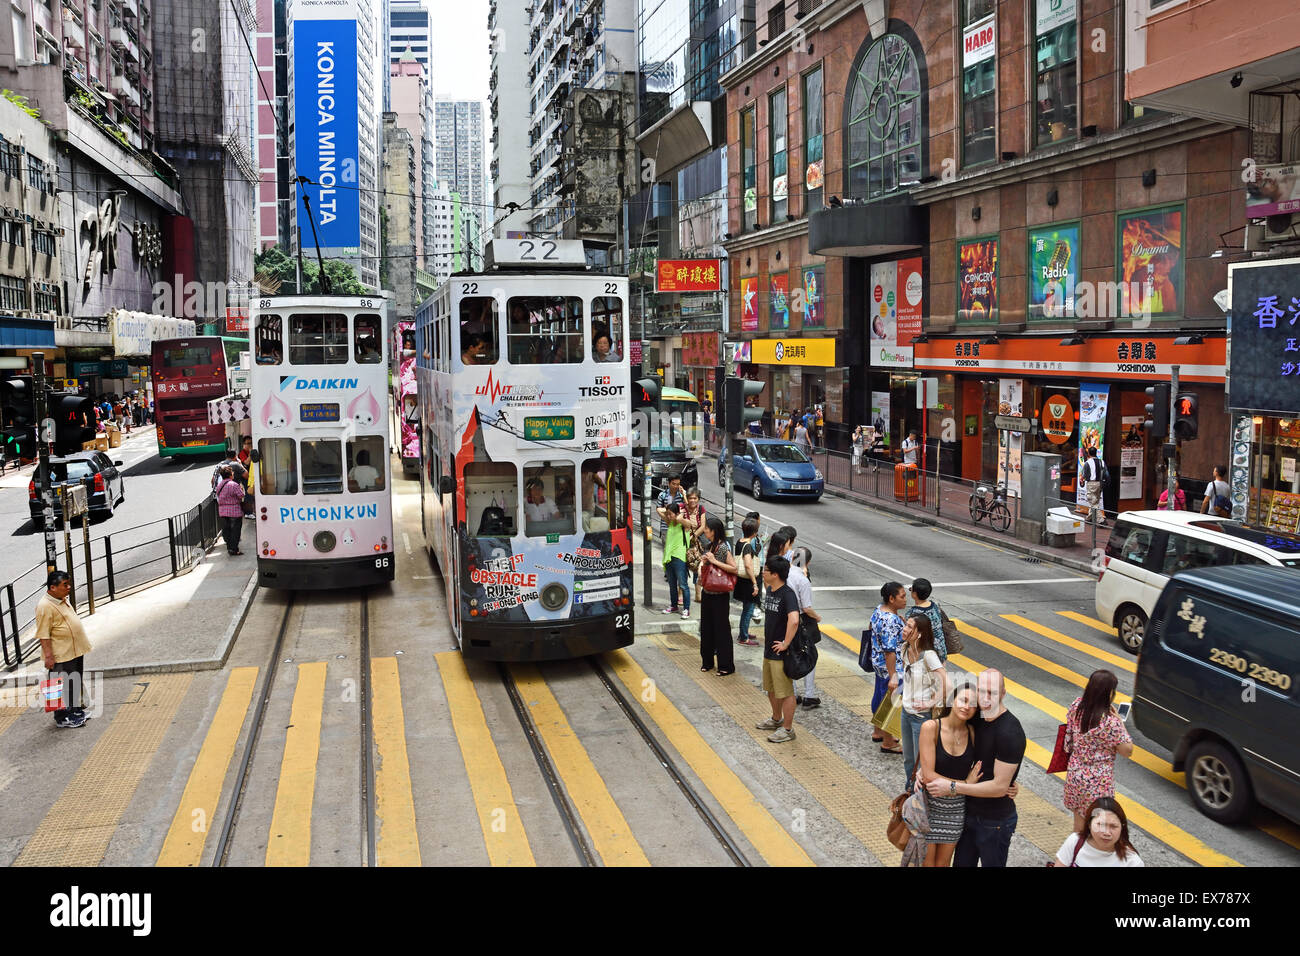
[462,333,489,366]
[593,332,621,363]
[524,477,560,524]
[349,449,382,492]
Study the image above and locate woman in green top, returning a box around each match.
[661,502,691,618]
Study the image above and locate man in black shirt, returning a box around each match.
[926,667,1026,867]
[755,556,800,743]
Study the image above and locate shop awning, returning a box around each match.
[0,315,56,349]
[208,395,251,424]
[809,199,927,257]
[635,102,714,178]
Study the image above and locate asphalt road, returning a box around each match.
[681,465,1300,868]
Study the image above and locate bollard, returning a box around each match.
[104,536,116,600]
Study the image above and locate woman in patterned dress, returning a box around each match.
[917,682,982,867]
[1063,669,1134,830]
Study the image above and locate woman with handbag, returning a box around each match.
[1063,669,1134,830]
[869,582,908,753]
[681,489,706,603]
[733,515,763,647]
[1051,796,1143,867]
[900,614,948,792]
[660,503,692,618]
[697,514,738,675]
[916,682,982,867]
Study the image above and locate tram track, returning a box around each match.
[212,587,379,867]
[497,654,753,867]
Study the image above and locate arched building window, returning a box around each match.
[845,30,925,202]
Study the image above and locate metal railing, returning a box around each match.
[1,496,220,670]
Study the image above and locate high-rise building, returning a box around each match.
[286,0,380,289]
[254,0,290,251]
[389,0,431,73]
[426,179,453,285]
[390,55,434,270]
[382,113,418,319]
[434,99,485,213]
[489,0,530,237]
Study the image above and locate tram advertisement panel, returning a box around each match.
[453,366,633,625]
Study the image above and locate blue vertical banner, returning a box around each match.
[293,13,360,250]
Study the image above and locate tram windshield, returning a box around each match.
[301,438,343,494]
[523,462,576,537]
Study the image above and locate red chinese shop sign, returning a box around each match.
[657,259,721,293]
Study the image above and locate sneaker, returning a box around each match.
[767,727,796,743]
[59,714,86,729]
[802,697,822,709]
[681,609,691,619]
[738,637,760,646]
[756,717,782,730]
[661,606,679,614]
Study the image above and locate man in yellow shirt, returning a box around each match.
[35,571,93,728]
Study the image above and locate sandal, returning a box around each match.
[880,745,903,754]
[716,669,734,677]
[700,665,713,672]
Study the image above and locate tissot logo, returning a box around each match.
[279,376,359,391]
[579,384,625,397]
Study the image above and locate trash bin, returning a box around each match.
[894,462,919,501]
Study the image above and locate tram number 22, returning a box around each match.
[375,557,391,569]
[615,613,630,630]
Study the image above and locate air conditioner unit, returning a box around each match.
[1259,213,1300,245]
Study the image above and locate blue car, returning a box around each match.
[719,438,823,501]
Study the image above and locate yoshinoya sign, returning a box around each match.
[291,0,361,251]
[1228,257,1300,414]
[914,334,1225,383]
[110,310,198,357]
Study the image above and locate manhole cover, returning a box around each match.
[1021,556,1042,565]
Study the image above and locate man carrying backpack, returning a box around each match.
[1082,446,1109,527]
[1200,465,1232,518]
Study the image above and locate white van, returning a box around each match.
[1095,511,1300,653]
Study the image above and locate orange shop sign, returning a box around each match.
[1041,394,1074,444]
[656,259,721,292]
[913,334,1226,384]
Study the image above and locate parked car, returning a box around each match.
[29,451,126,527]
[1134,565,1300,826]
[718,438,823,502]
[1095,510,1300,653]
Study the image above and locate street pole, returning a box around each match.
[33,351,57,575]
[921,378,929,507]
[724,433,735,548]
[1168,365,1180,508]
[641,445,653,610]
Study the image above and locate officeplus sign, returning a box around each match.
[1229,258,1300,415]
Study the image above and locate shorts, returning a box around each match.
[762,658,794,698]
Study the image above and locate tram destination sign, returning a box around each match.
[524,415,575,440]
[300,402,341,423]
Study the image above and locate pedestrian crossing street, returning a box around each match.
[3,603,1298,867]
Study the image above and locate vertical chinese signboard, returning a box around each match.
[740,276,759,332]
[769,272,790,330]
[1028,223,1079,320]
[1118,205,1184,319]
[958,238,998,322]
[682,332,720,367]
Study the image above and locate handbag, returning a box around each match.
[700,550,737,594]
[42,676,65,713]
[1046,722,1071,774]
[887,793,912,851]
[938,605,963,655]
[871,693,903,740]
[859,629,875,674]
[783,624,818,679]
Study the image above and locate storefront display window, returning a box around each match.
[1245,417,1300,532]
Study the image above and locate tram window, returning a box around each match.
[464,461,518,538]
[507,296,583,365]
[441,315,451,372]
[347,436,386,492]
[581,458,626,533]
[300,438,343,495]
[355,314,383,363]
[256,314,283,365]
[460,297,499,366]
[289,313,349,365]
[523,461,576,537]
[258,438,298,495]
[591,297,624,363]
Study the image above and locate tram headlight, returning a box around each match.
[540,583,568,611]
[313,530,337,553]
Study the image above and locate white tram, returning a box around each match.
[416,239,633,660]
[248,294,396,589]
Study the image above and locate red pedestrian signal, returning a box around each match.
[1173,391,1198,441]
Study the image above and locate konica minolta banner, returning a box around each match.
[291,0,360,250]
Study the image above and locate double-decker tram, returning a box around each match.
[248,294,396,589]
[415,239,634,660]
[151,336,230,456]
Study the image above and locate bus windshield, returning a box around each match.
[652,398,699,453]
[161,346,213,368]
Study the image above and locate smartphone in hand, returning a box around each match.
[1116,701,1132,722]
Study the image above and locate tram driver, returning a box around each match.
[349,449,382,492]
[524,476,560,524]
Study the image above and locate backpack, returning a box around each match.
[1210,480,1232,516]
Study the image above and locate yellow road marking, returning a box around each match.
[1002,614,1136,674]
[1057,610,1118,636]
[1257,821,1300,852]
[266,661,327,867]
[511,663,649,866]
[157,667,258,867]
[16,674,193,867]
[436,652,535,866]
[371,656,421,866]
[946,647,1237,867]
[953,619,1133,703]
[821,622,862,656]
[0,706,24,738]
[605,649,814,866]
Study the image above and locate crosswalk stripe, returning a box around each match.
[266,662,327,867]
[157,667,259,867]
[1056,610,1118,636]
[15,674,193,867]
[511,663,650,866]
[604,649,814,867]
[955,619,1133,701]
[944,649,1238,867]
[435,652,535,866]
[1001,614,1136,673]
[370,656,421,867]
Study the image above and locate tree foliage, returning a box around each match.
[253,245,367,295]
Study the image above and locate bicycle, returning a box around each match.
[969,482,1012,532]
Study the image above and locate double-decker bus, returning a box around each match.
[151,336,230,456]
[416,239,634,660]
[248,295,395,590]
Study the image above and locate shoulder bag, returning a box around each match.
[783,623,818,679]
[938,604,963,655]
[732,538,760,602]
[1046,721,1071,774]
[700,544,737,593]
[859,628,875,674]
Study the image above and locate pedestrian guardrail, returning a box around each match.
[1,496,220,671]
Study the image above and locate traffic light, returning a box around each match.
[51,393,95,455]
[1144,383,1170,440]
[1,374,35,459]
[724,377,765,435]
[1173,391,1199,441]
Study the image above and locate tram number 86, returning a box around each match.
[375,557,391,569]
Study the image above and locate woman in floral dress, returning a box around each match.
[1063,669,1135,830]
